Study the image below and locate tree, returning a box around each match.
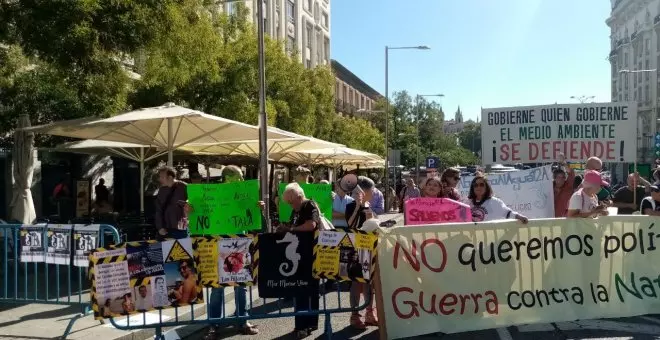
[457,121,481,156]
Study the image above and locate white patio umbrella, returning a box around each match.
[179,127,344,156]
[10,115,37,224]
[51,140,175,213]
[24,103,292,166]
[270,146,383,167]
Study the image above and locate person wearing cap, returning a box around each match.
[567,170,609,218]
[612,173,651,215]
[640,185,660,215]
[584,156,612,203]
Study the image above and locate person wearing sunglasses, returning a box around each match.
[440,167,462,201]
[468,175,528,223]
[169,259,197,305]
[205,165,259,339]
[421,177,443,197]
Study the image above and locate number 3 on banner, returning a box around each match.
[196,215,210,230]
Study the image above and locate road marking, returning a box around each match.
[496,327,513,340]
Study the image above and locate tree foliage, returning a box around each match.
[457,121,482,155]
[0,0,384,156]
[387,91,478,168]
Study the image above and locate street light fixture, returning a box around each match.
[569,95,595,103]
[414,94,444,183]
[384,45,430,211]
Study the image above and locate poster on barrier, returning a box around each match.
[46,224,72,265]
[458,165,554,219]
[404,198,472,225]
[312,230,378,282]
[73,225,100,267]
[187,180,262,235]
[90,238,203,319]
[377,216,660,339]
[278,183,332,222]
[193,235,256,287]
[19,225,44,263]
[258,232,314,298]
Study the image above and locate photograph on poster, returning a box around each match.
[133,284,153,311]
[151,275,170,308]
[218,237,253,284]
[164,259,198,305]
[127,242,165,280]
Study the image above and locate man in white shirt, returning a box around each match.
[135,285,153,311]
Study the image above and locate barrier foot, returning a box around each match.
[323,312,333,340]
[62,313,84,339]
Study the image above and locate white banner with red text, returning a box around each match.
[480,102,637,164]
[377,216,660,339]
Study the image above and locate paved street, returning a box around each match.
[175,285,660,340]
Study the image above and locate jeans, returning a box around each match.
[209,287,249,327]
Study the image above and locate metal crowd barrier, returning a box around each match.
[109,281,373,340]
[0,223,120,338]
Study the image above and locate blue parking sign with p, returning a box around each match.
[426,157,439,169]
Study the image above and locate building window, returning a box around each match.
[361,96,365,109]
[307,0,313,12]
[286,0,295,22]
[306,24,312,48]
[646,59,650,80]
[646,38,651,55]
[306,59,311,68]
[324,37,330,63]
[343,85,347,102]
[646,84,650,102]
[624,52,628,66]
[322,12,329,28]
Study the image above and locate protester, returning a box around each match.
[567,170,609,218]
[294,166,312,184]
[612,173,651,215]
[640,185,660,215]
[154,166,190,240]
[420,177,443,197]
[439,167,461,201]
[344,176,378,330]
[398,178,421,213]
[368,185,385,214]
[553,155,576,217]
[653,169,660,186]
[467,175,528,223]
[331,181,354,231]
[584,157,612,203]
[205,165,259,338]
[278,183,320,339]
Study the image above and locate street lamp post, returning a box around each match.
[415,94,444,183]
[384,45,429,211]
[256,0,270,231]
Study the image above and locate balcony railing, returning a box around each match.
[655,14,660,26]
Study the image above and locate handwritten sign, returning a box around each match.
[458,165,554,219]
[278,183,332,222]
[481,102,637,164]
[312,230,378,282]
[377,216,660,339]
[188,180,261,235]
[404,198,471,225]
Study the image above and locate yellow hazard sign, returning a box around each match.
[166,240,191,262]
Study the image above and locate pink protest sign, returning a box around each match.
[404,197,472,225]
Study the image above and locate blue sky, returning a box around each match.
[330,0,611,122]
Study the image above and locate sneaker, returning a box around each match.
[350,314,367,330]
[239,322,259,335]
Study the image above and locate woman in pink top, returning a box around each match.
[567,170,609,218]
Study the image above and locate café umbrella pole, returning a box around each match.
[257,0,271,232]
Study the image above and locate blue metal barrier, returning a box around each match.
[109,282,373,339]
[0,223,120,338]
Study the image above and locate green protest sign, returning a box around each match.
[278,183,332,222]
[187,180,261,235]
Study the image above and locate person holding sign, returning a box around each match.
[420,177,443,198]
[553,153,576,217]
[278,182,320,339]
[468,175,529,223]
[344,176,378,329]
[567,170,610,218]
[205,165,259,338]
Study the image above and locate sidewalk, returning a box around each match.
[0,287,245,340]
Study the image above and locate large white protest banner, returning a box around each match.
[481,102,637,164]
[377,216,660,339]
[458,166,554,219]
